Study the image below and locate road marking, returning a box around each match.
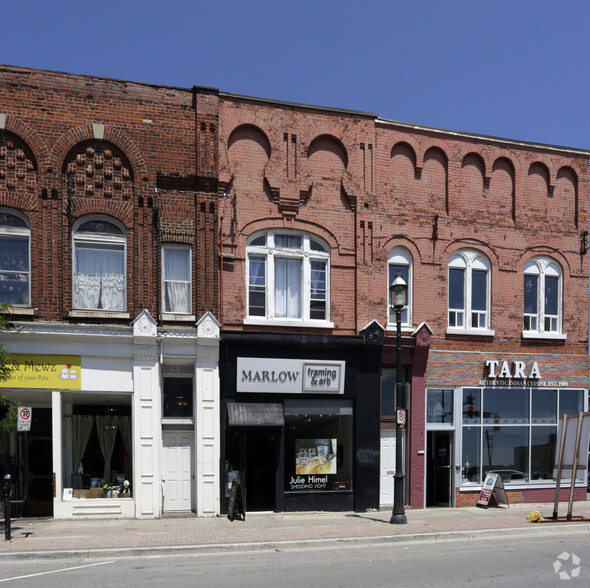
[0,560,114,582]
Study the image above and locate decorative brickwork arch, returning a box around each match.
[62,139,135,202]
[50,124,148,190]
[0,129,40,211]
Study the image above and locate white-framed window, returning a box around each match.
[523,256,564,339]
[447,249,493,335]
[72,216,126,311]
[162,244,192,315]
[0,208,30,306]
[245,230,331,326]
[387,247,412,327]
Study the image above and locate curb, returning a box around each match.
[1,522,590,561]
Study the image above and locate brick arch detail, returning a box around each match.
[49,124,148,180]
[239,217,341,253]
[2,115,50,167]
[69,202,134,229]
[461,150,491,183]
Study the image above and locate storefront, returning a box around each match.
[220,325,383,513]
[425,353,589,507]
[0,310,221,519]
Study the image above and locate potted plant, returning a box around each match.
[103,471,119,498]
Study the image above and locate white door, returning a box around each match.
[380,431,396,507]
[162,432,194,512]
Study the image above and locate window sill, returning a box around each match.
[243,318,334,328]
[522,331,567,341]
[161,418,194,426]
[5,307,35,316]
[69,310,130,319]
[161,313,196,322]
[385,323,414,333]
[446,327,495,337]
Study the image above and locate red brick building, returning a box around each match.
[0,64,587,518]
[215,90,590,510]
[0,66,220,519]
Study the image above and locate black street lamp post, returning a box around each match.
[389,271,407,524]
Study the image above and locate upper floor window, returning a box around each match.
[0,209,30,306]
[246,230,331,325]
[523,257,563,338]
[72,217,126,311]
[162,244,192,315]
[387,247,412,327]
[448,249,493,335]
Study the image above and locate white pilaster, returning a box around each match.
[195,312,221,516]
[52,391,62,502]
[132,310,161,518]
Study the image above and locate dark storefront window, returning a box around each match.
[461,388,583,485]
[163,378,193,418]
[284,399,353,492]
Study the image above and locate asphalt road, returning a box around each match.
[1,528,588,587]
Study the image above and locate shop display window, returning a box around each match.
[427,389,453,424]
[461,388,584,485]
[284,399,352,492]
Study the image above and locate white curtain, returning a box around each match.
[95,416,118,479]
[115,415,132,456]
[163,247,190,312]
[74,242,125,310]
[71,415,94,487]
[275,258,301,318]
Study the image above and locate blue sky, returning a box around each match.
[3,1,590,149]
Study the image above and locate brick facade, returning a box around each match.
[0,65,218,324]
[0,65,587,513]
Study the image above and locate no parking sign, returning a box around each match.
[17,406,32,432]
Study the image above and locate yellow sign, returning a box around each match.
[1,354,82,389]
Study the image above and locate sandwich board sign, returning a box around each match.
[17,406,32,432]
[477,472,509,508]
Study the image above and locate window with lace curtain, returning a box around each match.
[162,244,192,315]
[72,216,126,311]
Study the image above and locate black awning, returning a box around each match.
[227,402,284,427]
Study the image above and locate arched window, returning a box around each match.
[72,216,126,311]
[0,208,30,306]
[246,230,331,325]
[448,249,493,334]
[387,247,412,327]
[524,257,563,338]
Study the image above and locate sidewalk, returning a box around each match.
[1,500,590,560]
